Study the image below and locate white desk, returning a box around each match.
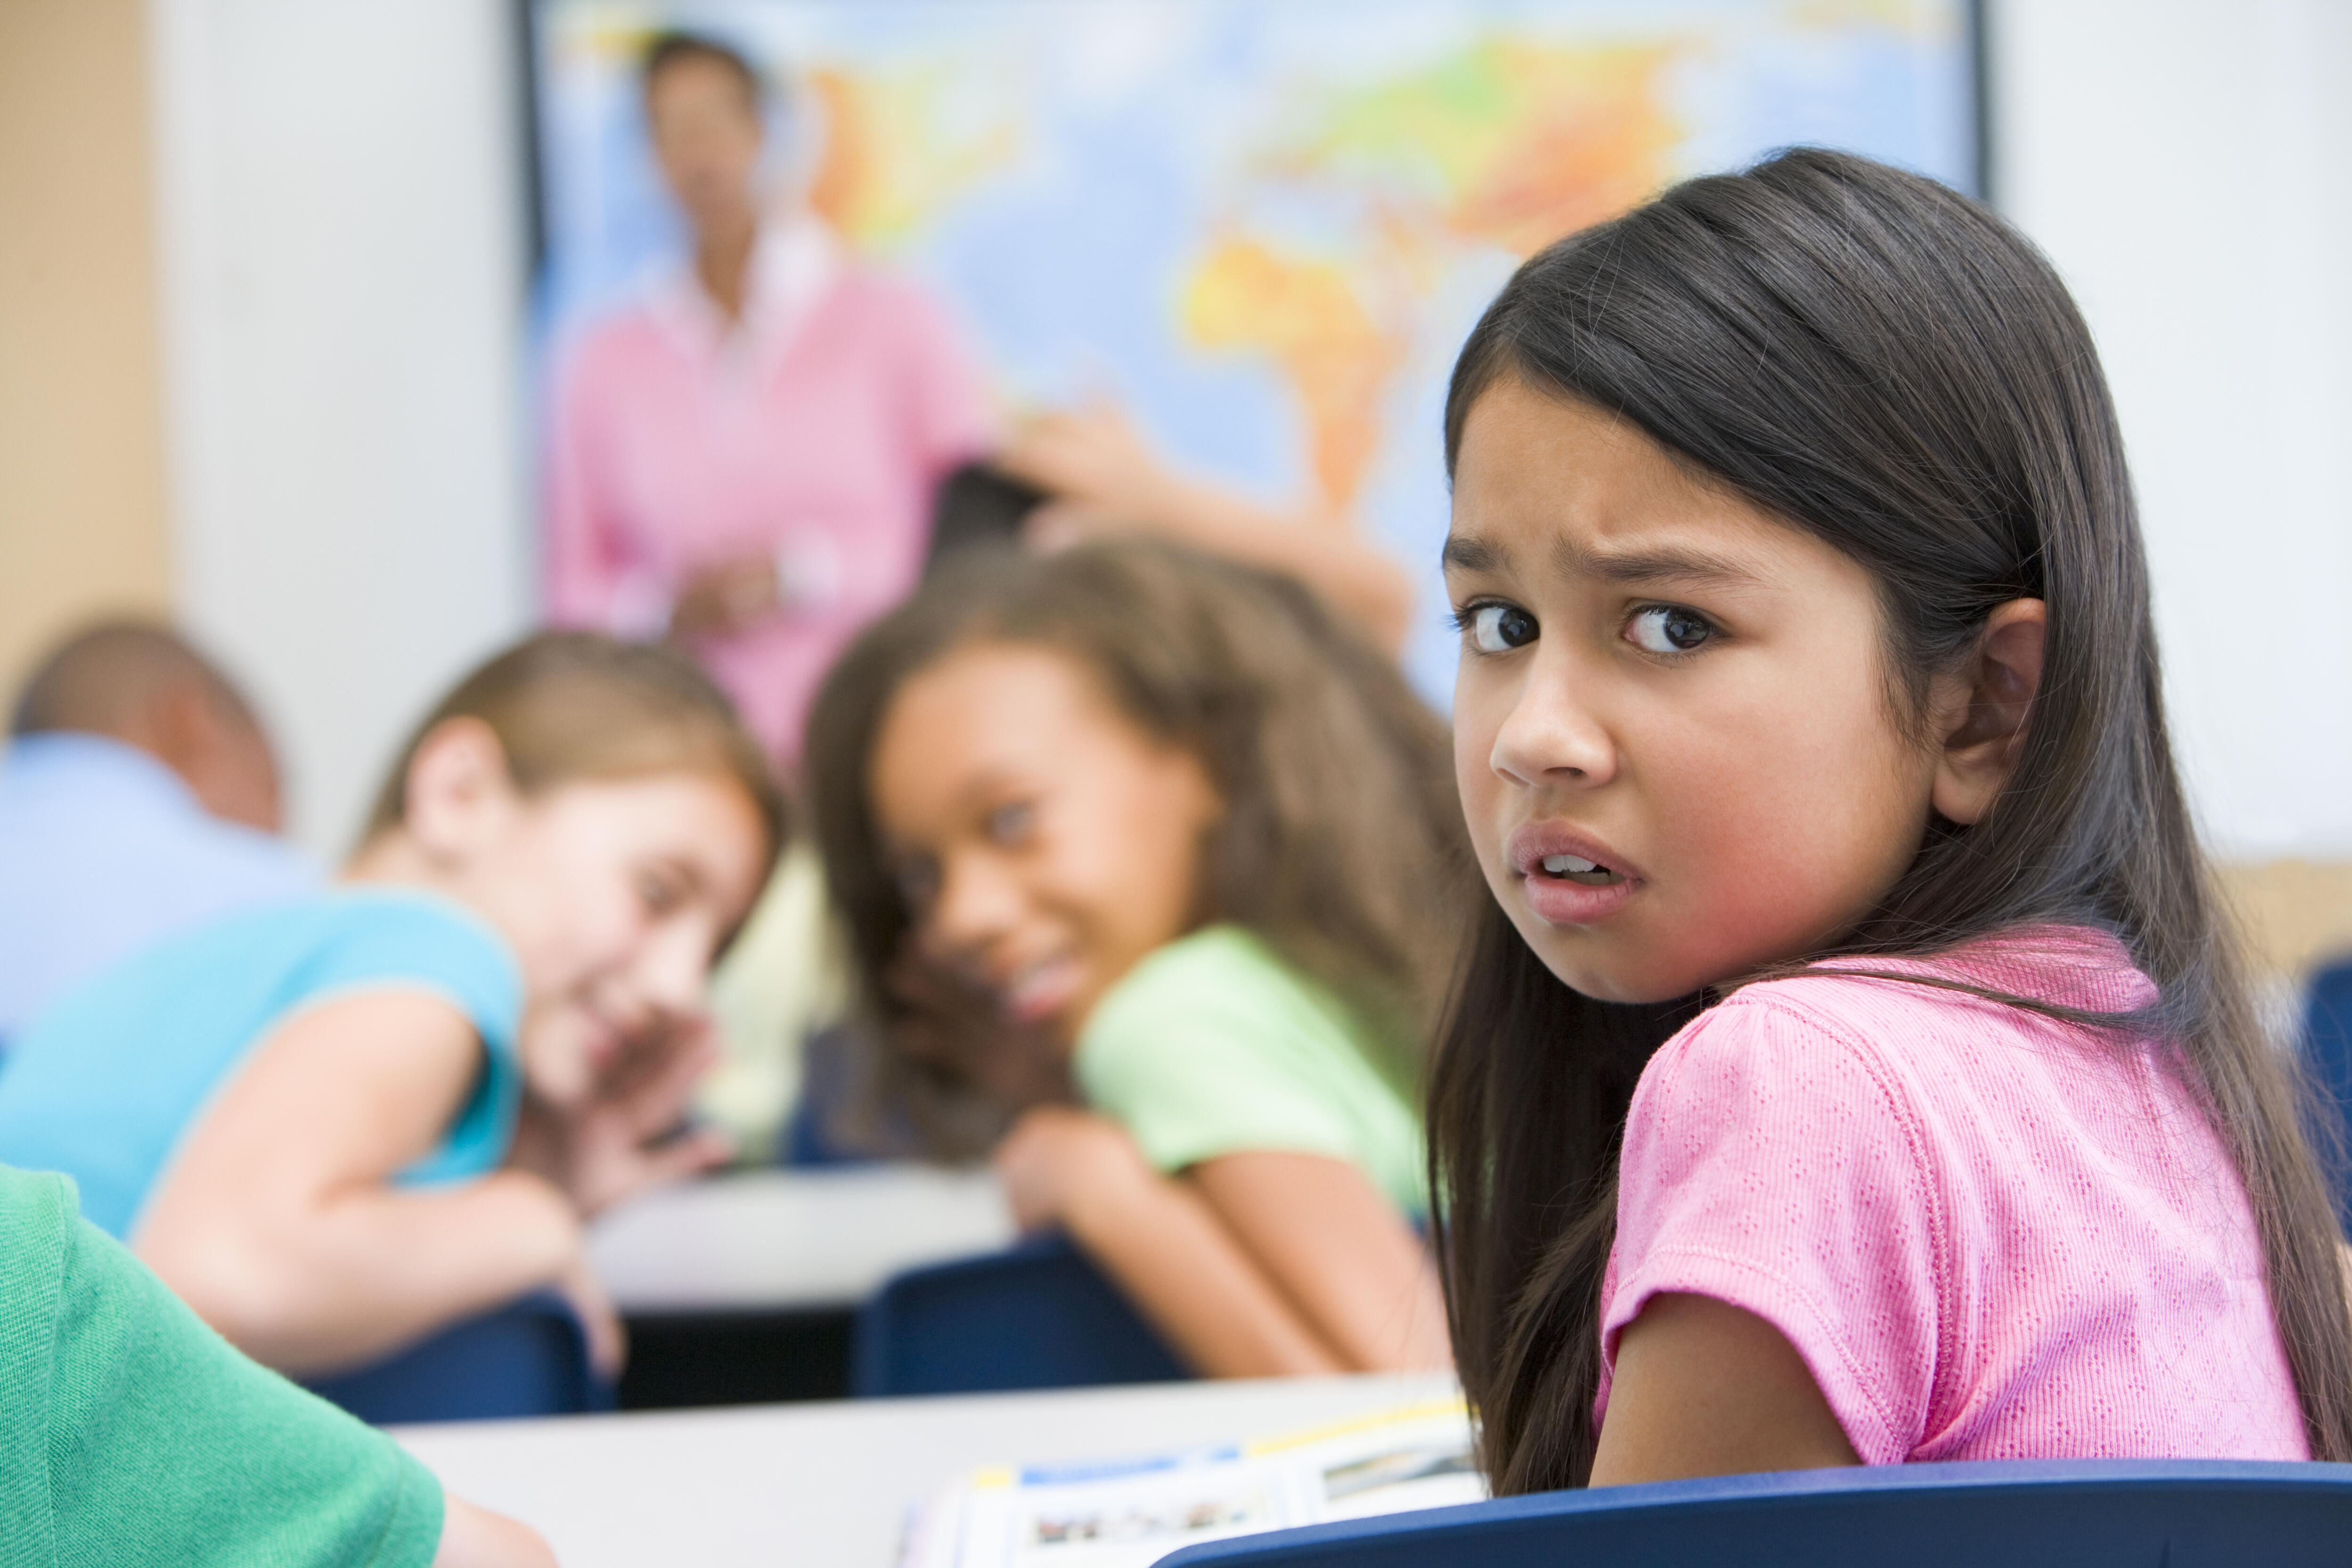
[399,1372,1458,1568]
[589,1166,1016,1315]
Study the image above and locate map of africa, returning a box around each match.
[535,0,1977,699]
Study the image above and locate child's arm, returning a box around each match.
[995,406,1416,654]
[1188,1151,1453,1371]
[997,1108,1449,1376]
[434,1496,557,1568]
[1588,1291,1860,1485]
[133,990,584,1376]
[996,1108,1345,1377]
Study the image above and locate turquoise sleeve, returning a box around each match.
[5,1169,446,1568]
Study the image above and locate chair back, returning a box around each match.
[854,1232,1190,1396]
[2304,959,2352,1227]
[303,1289,616,1424]
[1156,1459,2352,1568]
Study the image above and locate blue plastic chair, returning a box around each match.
[853,1233,1191,1396]
[1157,1459,2352,1568]
[2303,959,2352,1227]
[302,1290,615,1424]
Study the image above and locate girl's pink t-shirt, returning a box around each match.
[1597,927,2309,1464]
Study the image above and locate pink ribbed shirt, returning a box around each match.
[545,222,992,766]
[1597,928,2308,1463]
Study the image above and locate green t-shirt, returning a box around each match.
[0,1166,443,1567]
[1074,925,1426,1216]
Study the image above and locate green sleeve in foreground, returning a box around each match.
[22,1172,443,1568]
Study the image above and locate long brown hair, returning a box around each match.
[1428,148,2352,1490]
[362,630,786,861]
[805,540,1474,1157]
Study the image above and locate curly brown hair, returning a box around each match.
[804,539,1475,1158]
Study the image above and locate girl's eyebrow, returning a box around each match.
[1440,534,1509,573]
[1552,537,1764,589]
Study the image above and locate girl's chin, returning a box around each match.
[1519,925,1694,1007]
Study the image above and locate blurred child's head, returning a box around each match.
[807,541,1469,1154]
[359,633,784,1105]
[13,620,285,833]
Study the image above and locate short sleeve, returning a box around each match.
[1601,996,1944,1465]
[1076,938,1360,1175]
[2,1168,443,1567]
[304,894,524,1062]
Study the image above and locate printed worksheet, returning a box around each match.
[901,1399,1482,1568]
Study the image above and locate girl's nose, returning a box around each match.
[634,919,710,1016]
[1489,652,1618,790]
[928,851,1024,953]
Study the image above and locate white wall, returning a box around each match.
[1992,0,2352,859]
[145,0,2352,860]
[149,0,531,853]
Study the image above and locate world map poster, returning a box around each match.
[530,0,1980,700]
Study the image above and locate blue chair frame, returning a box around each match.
[1157,1459,2352,1568]
[2303,958,2352,1228]
[854,1232,1191,1396]
[302,1290,615,1424]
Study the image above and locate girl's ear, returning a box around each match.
[401,717,519,866]
[1930,598,2046,826]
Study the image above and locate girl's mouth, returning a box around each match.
[996,952,1084,1026]
[1539,853,1625,887]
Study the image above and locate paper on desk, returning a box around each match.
[899,1398,1481,1568]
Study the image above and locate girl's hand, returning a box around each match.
[551,1248,627,1379]
[668,555,781,638]
[432,1494,557,1568]
[510,1014,735,1219]
[993,1106,1155,1233]
[996,403,1179,526]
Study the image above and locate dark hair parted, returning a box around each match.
[641,29,767,111]
[362,631,785,865]
[1429,147,2352,1490]
[806,539,1476,1159]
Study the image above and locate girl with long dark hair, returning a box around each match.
[1431,148,2352,1490]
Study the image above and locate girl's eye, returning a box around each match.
[636,872,684,916]
[1465,603,1538,653]
[984,802,1034,846]
[1627,605,1715,655]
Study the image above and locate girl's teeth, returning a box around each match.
[1543,854,1599,875]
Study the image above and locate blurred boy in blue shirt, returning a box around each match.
[0,622,315,1049]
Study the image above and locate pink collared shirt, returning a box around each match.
[545,220,993,766]
[1598,927,2309,1463]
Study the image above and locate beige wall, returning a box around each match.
[0,0,171,702]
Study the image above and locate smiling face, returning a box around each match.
[1446,378,1943,1004]
[462,771,770,1106]
[868,642,1220,1050]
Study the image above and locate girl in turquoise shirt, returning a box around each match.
[0,633,781,1380]
[807,541,1474,1376]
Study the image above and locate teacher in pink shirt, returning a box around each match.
[546,32,992,768]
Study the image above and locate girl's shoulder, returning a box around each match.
[1097,924,1327,1018]
[1688,923,2152,1061]
[1078,924,1378,1087]
[1637,924,2164,1156]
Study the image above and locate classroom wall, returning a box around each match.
[128,0,2352,964]
[148,0,531,851]
[0,0,174,704]
[1991,0,2352,965]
